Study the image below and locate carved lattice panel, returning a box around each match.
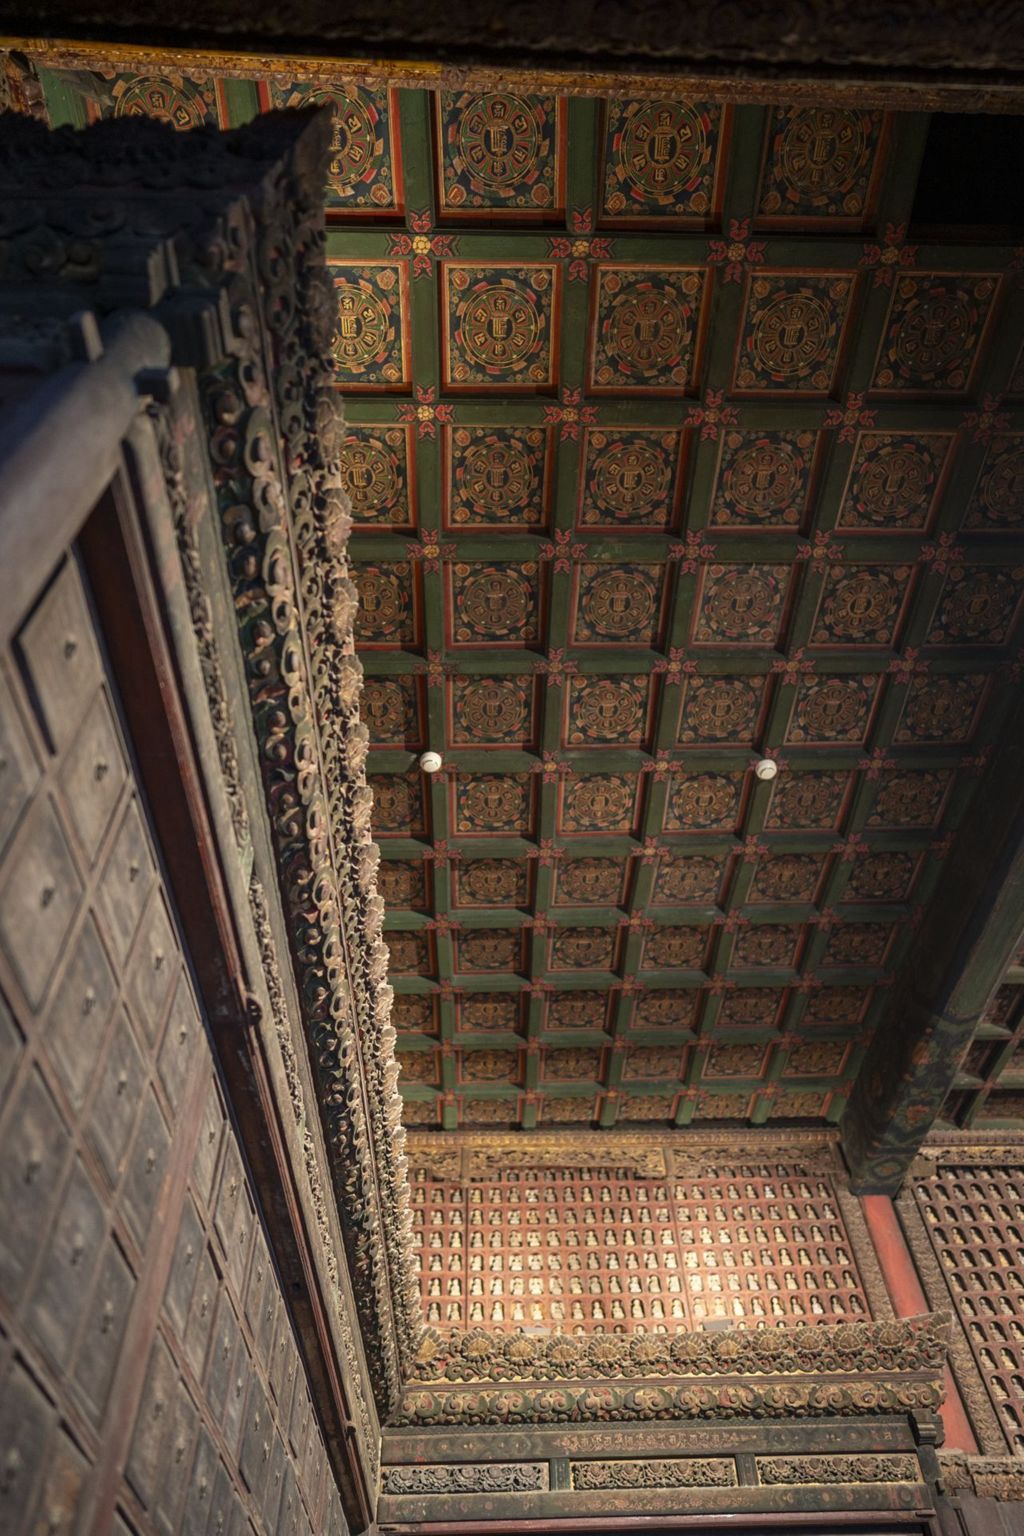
[912,1163,1024,1454]
[412,1161,869,1332]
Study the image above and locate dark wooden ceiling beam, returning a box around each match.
[842,688,1024,1192]
[9,3,1024,113]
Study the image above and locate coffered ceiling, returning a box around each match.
[32,65,1024,1135]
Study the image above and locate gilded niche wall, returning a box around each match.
[408,1132,887,1335]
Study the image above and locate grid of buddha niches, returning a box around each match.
[412,1161,869,1333]
[913,1163,1024,1454]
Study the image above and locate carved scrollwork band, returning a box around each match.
[571,1458,737,1490]
[754,1453,920,1485]
[405,1127,843,1184]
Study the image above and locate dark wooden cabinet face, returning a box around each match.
[0,554,347,1536]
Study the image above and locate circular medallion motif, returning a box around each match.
[397,1050,435,1082]
[735,925,796,967]
[698,567,782,642]
[869,771,948,828]
[766,772,846,830]
[573,679,645,743]
[635,991,699,1028]
[643,927,705,969]
[552,929,614,968]
[458,860,525,905]
[377,862,424,906]
[393,993,434,1029]
[795,679,870,742]
[459,776,528,831]
[668,773,740,829]
[459,932,519,971]
[462,1047,518,1079]
[579,570,657,639]
[854,441,935,524]
[457,94,543,190]
[591,439,673,522]
[719,988,783,1028]
[655,855,721,903]
[455,678,530,742]
[459,283,540,371]
[360,679,413,743]
[619,103,708,199]
[112,74,207,128]
[456,566,534,641]
[356,568,408,640]
[386,934,427,973]
[818,569,901,641]
[938,570,1019,643]
[752,855,820,902]
[724,438,804,520]
[458,437,535,518]
[893,292,975,381]
[680,678,759,743]
[752,293,831,379]
[778,109,868,200]
[976,444,1024,526]
[846,851,915,901]
[550,993,606,1028]
[461,995,519,1031]
[314,89,379,196]
[607,286,689,375]
[803,987,866,1026]
[339,436,400,517]
[333,281,393,370]
[898,677,979,742]
[826,924,887,966]
[371,775,418,830]
[558,860,624,904]
[564,777,634,830]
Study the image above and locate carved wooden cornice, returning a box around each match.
[939,1452,1024,1502]
[406,1126,842,1181]
[910,1129,1024,1175]
[11,17,1024,113]
[393,1314,949,1427]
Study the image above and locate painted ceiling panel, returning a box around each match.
[39,66,1024,1134]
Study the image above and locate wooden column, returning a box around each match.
[861,1194,977,1454]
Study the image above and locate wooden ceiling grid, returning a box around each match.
[33,67,1024,1132]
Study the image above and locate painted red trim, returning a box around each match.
[860,1194,978,1455]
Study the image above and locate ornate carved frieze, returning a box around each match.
[940,1452,1024,1502]
[571,1457,737,1489]
[755,1453,920,1484]
[405,1126,841,1183]
[382,1462,548,1494]
[410,1311,947,1384]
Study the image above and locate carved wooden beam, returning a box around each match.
[842,690,1024,1193]
[8,3,1024,112]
